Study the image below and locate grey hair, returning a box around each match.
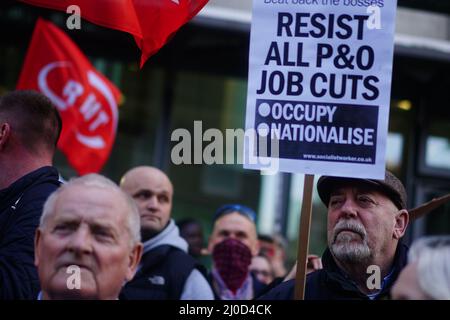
[408,236,450,300]
[41,174,141,246]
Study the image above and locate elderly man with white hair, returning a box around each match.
[34,174,143,300]
[392,236,450,300]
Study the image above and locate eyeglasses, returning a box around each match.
[213,204,256,223]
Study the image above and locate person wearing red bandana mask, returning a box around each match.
[208,204,268,300]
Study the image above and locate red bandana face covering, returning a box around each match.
[212,238,252,293]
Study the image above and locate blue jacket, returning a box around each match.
[260,242,409,300]
[0,166,60,299]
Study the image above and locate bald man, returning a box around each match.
[119,166,214,300]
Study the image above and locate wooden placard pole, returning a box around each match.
[409,193,450,220]
[294,174,315,300]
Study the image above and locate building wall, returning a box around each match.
[397,8,450,40]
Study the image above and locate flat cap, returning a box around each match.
[317,171,407,210]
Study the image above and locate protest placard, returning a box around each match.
[245,0,398,299]
[245,0,397,179]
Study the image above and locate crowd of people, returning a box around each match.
[1,90,449,300]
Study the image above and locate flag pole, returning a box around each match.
[294,174,315,300]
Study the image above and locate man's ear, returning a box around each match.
[251,239,260,257]
[394,209,409,239]
[0,123,11,151]
[125,243,143,281]
[34,228,42,267]
[207,233,217,255]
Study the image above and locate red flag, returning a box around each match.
[20,0,209,67]
[17,18,121,175]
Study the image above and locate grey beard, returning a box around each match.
[330,236,371,264]
[329,220,372,264]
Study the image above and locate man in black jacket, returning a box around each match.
[0,90,62,299]
[261,171,409,300]
[119,166,213,300]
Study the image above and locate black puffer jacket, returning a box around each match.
[260,242,409,300]
[0,166,60,299]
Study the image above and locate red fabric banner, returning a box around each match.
[17,18,122,175]
[20,0,209,67]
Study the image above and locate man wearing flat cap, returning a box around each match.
[260,171,409,300]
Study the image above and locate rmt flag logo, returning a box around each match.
[17,18,121,175]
